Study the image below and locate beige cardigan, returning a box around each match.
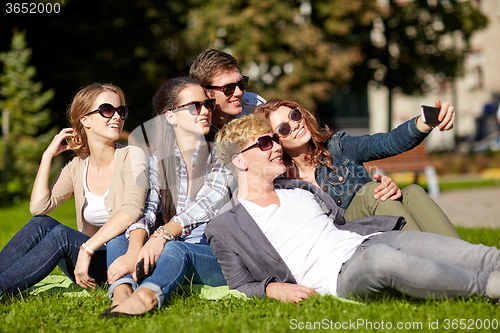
[30,144,148,236]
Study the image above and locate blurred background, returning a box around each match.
[1,0,499,201]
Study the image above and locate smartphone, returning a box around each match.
[421,105,440,127]
[136,259,155,283]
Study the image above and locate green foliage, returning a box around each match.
[181,0,487,111]
[349,0,489,95]
[0,31,56,197]
[0,1,488,130]
[185,0,369,110]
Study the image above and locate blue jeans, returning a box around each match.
[107,235,226,307]
[0,215,107,295]
[337,230,500,300]
[106,233,135,285]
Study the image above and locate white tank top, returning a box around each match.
[82,157,110,227]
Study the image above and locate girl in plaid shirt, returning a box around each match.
[102,77,234,317]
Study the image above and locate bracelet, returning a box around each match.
[152,226,175,242]
[164,227,175,239]
[80,243,94,257]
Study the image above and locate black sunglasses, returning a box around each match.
[84,104,129,120]
[240,133,280,154]
[206,76,249,96]
[167,98,216,115]
[276,108,303,138]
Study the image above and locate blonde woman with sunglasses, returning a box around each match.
[253,99,460,238]
[0,83,148,295]
[103,77,233,317]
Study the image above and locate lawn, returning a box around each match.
[0,199,499,332]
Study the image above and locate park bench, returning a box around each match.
[363,143,443,197]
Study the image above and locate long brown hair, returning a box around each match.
[67,83,126,158]
[252,99,333,177]
[152,77,212,224]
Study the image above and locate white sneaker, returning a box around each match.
[486,271,500,299]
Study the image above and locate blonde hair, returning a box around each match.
[67,83,126,158]
[215,115,272,169]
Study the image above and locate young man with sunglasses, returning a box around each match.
[206,114,500,303]
[189,48,266,139]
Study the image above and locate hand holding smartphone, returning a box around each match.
[136,258,156,283]
[420,105,440,127]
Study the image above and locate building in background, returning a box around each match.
[369,0,500,152]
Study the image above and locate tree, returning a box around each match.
[0,0,487,138]
[184,0,368,110]
[0,0,203,132]
[0,30,55,198]
[346,0,488,130]
[182,0,487,125]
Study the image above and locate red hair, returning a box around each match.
[252,99,333,178]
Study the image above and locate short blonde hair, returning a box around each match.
[215,115,272,167]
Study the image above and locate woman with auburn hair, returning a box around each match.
[0,83,148,295]
[103,77,232,317]
[252,99,460,238]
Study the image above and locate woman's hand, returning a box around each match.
[44,128,74,158]
[107,229,148,285]
[132,236,165,281]
[416,100,455,132]
[373,174,401,201]
[74,250,96,289]
[266,282,319,303]
[31,128,75,204]
[433,100,455,131]
[107,252,138,285]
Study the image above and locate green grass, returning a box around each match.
[397,178,500,193]
[0,198,76,249]
[439,178,500,191]
[1,200,499,332]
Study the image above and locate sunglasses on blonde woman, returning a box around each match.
[167,98,216,115]
[84,104,129,120]
[275,108,303,138]
[239,133,280,154]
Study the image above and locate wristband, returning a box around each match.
[80,243,94,256]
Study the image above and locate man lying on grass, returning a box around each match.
[206,115,500,303]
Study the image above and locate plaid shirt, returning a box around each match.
[126,143,234,239]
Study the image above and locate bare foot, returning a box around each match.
[111,284,133,307]
[111,288,157,315]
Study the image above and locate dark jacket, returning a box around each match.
[316,117,429,209]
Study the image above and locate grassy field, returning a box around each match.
[0,199,499,332]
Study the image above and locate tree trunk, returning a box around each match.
[2,109,9,201]
[387,88,392,132]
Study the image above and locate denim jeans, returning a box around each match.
[0,215,107,295]
[337,230,500,300]
[344,182,461,239]
[108,235,226,307]
[106,233,136,287]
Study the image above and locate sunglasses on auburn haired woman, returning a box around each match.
[167,98,216,115]
[206,76,249,96]
[239,133,280,154]
[276,108,303,138]
[84,104,129,120]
